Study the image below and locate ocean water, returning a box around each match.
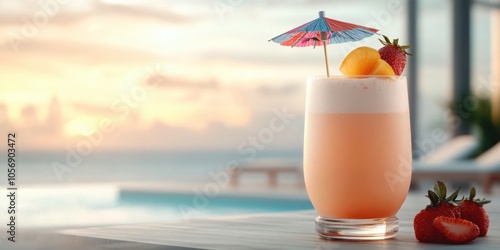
[13,150,303,184]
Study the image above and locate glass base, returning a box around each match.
[315,216,398,240]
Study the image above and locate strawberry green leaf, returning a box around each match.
[435,181,447,199]
[469,186,476,200]
[383,35,391,44]
[427,190,439,207]
[446,187,461,202]
[477,198,491,206]
[378,35,413,56]
[393,38,399,47]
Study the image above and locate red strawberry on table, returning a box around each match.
[414,181,461,243]
[433,216,480,244]
[378,35,412,76]
[459,186,490,237]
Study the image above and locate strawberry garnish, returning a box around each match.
[459,186,490,237]
[433,216,480,244]
[378,35,411,76]
[413,181,461,243]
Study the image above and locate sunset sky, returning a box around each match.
[0,0,493,152]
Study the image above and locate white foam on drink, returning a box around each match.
[306,76,409,113]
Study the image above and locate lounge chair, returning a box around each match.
[419,135,478,164]
[413,139,500,194]
[228,159,302,187]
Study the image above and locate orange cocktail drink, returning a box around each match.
[304,76,412,240]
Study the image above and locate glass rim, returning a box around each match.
[308,75,407,80]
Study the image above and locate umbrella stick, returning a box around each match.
[322,41,330,77]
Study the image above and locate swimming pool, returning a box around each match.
[14,184,313,228]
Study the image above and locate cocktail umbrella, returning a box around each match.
[269,11,378,77]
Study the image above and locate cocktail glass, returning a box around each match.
[303,76,412,240]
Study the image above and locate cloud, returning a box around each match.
[0,0,203,58]
[146,73,219,90]
[0,89,305,152]
[0,103,10,125]
[71,103,116,117]
[80,108,304,152]
[0,0,197,25]
[21,105,38,123]
[95,1,194,24]
[0,39,163,64]
[200,50,320,65]
[257,83,301,96]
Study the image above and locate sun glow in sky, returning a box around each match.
[0,0,493,151]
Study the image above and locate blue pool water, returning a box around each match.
[6,150,309,228]
[120,190,313,218]
[15,184,313,228]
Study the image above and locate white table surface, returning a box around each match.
[12,191,500,250]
